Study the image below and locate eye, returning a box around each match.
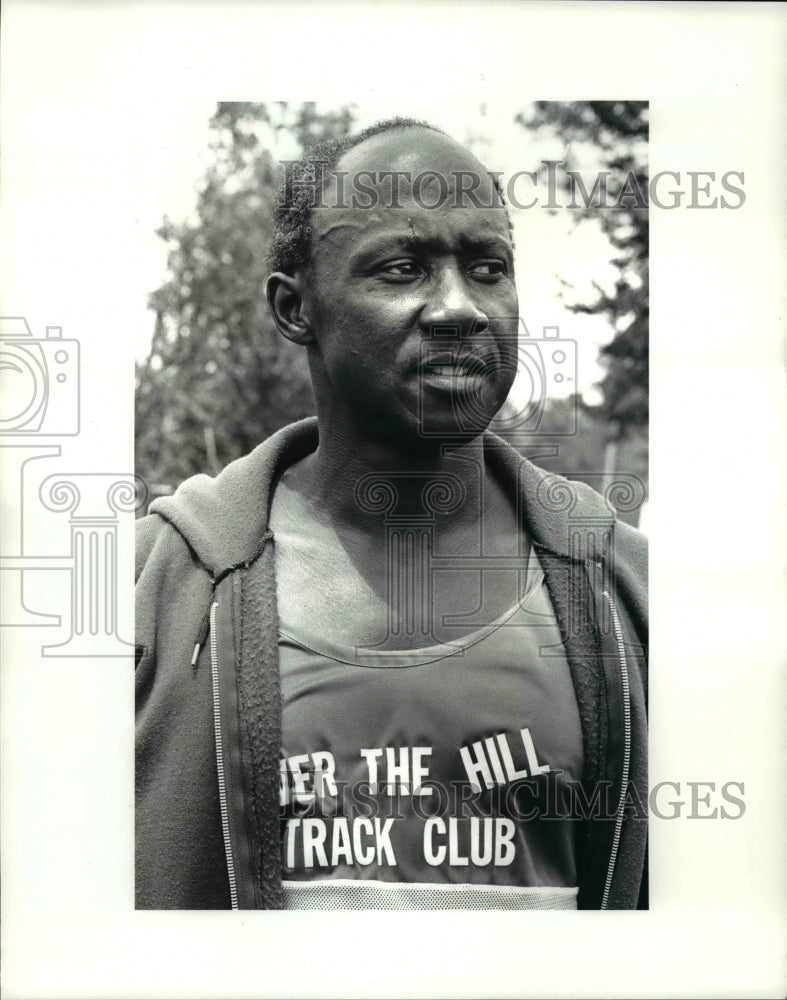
[376,259,425,282]
[468,259,507,281]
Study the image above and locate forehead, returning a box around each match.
[335,126,492,183]
[312,128,511,258]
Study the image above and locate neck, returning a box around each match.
[286,416,490,535]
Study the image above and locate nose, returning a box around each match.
[419,263,489,338]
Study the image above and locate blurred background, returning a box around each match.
[135,101,648,527]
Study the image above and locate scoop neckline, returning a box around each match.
[278,551,545,669]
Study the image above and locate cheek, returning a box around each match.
[491,310,521,361]
[318,317,397,399]
[495,292,520,331]
[322,298,407,360]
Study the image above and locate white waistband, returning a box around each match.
[282,879,577,910]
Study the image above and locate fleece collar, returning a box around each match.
[150,417,616,578]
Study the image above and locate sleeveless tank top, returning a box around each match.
[278,551,583,909]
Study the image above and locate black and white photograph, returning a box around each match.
[1,2,784,997]
[135,101,649,913]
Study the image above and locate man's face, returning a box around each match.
[302,128,520,446]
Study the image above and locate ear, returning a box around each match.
[265,271,314,345]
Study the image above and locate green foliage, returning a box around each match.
[517,101,649,435]
[135,103,354,493]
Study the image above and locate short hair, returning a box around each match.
[268,116,512,275]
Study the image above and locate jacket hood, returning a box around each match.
[150,417,616,578]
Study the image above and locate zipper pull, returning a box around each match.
[191,605,212,666]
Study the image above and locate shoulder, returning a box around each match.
[135,512,195,580]
[135,512,209,601]
[143,418,319,577]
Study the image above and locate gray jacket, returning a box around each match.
[136,417,648,909]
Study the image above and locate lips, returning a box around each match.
[419,346,493,379]
[418,352,493,398]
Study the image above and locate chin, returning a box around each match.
[414,393,505,443]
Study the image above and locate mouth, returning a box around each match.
[418,348,492,389]
[419,347,489,376]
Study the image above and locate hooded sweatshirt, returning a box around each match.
[135,417,648,910]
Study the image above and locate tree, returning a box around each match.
[516,101,649,434]
[135,102,354,493]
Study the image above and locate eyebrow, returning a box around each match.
[351,231,513,263]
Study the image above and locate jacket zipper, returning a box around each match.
[600,588,632,909]
[209,601,239,910]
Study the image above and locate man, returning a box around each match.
[135,118,648,910]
